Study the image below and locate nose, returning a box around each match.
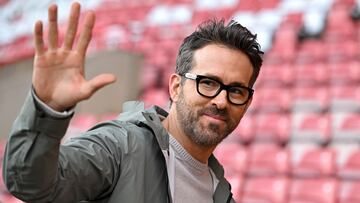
[211,89,228,109]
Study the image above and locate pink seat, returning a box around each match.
[294,63,329,86]
[291,145,336,177]
[232,114,255,144]
[254,113,291,143]
[292,85,330,112]
[140,87,169,108]
[65,114,99,140]
[291,112,331,143]
[241,176,290,203]
[290,178,339,203]
[236,0,260,11]
[330,61,360,85]
[213,143,248,176]
[256,63,294,87]
[333,112,360,142]
[325,40,359,62]
[324,4,356,43]
[69,114,98,131]
[267,24,298,63]
[253,86,292,113]
[331,85,360,112]
[339,180,360,203]
[295,39,326,64]
[247,143,290,176]
[226,174,244,202]
[338,149,360,179]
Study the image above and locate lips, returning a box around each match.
[204,112,227,122]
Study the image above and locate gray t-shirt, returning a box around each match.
[168,134,218,203]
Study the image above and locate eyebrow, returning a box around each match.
[202,73,248,87]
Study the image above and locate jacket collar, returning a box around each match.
[118,101,232,202]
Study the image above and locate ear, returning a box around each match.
[168,74,181,102]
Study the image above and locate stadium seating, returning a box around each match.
[291,112,331,144]
[241,176,290,203]
[247,143,290,176]
[331,85,360,112]
[213,142,248,176]
[338,149,360,180]
[1,0,360,202]
[289,177,339,203]
[339,180,360,203]
[291,144,336,177]
[333,112,360,142]
[253,113,291,143]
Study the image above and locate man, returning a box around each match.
[3,2,263,203]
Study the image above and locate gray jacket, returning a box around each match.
[3,93,235,203]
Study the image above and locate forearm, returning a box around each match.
[3,91,121,202]
[2,91,72,202]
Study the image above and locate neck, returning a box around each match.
[162,110,216,164]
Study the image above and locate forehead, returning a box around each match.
[191,44,253,86]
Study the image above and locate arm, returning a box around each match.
[3,2,117,202]
[3,91,122,202]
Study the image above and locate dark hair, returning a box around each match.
[175,19,263,88]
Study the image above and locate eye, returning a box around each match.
[199,78,218,88]
[229,87,246,96]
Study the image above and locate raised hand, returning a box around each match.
[32,2,116,112]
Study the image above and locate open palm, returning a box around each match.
[33,3,116,112]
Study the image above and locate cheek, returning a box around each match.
[230,107,247,124]
[184,88,208,106]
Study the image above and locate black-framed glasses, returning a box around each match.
[181,72,254,105]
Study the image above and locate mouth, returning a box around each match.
[203,113,227,123]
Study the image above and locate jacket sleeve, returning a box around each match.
[2,92,123,203]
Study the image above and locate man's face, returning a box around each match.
[174,44,253,147]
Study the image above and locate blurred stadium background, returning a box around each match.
[1,0,360,202]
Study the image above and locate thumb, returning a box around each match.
[81,73,117,99]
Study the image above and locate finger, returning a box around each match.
[34,20,45,55]
[63,2,80,50]
[48,4,58,50]
[76,11,95,56]
[81,74,117,99]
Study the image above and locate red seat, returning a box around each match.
[333,112,360,142]
[226,174,244,203]
[290,178,339,203]
[254,113,291,143]
[324,4,357,43]
[258,0,280,9]
[69,114,98,130]
[331,85,360,112]
[291,112,331,143]
[339,180,360,203]
[291,144,336,177]
[325,40,359,62]
[256,63,294,87]
[140,87,169,108]
[236,0,260,11]
[241,176,290,203]
[268,24,299,63]
[338,149,360,179]
[292,85,330,112]
[213,143,248,176]
[330,61,360,85]
[247,143,290,176]
[65,114,98,139]
[294,63,329,86]
[252,86,292,113]
[232,114,255,144]
[295,39,326,64]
